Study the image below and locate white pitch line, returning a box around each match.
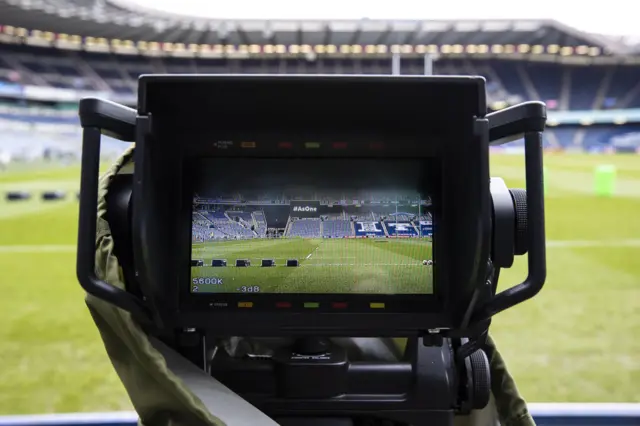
[306,253,313,259]
[2,239,640,255]
[301,263,424,267]
[307,256,357,259]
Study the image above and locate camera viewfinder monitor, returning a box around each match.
[187,153,439,315]
[132,75,490,331]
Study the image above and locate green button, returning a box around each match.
[304,302,320,308]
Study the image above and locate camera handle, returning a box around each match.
[473,101,547,322]
[77,98,149,321]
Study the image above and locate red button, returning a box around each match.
[276,302,292,308]
[332,302,348,309]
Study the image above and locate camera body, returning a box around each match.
[81,75,543,336]
[77,75,546,426]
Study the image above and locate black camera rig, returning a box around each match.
[77,75,546,426]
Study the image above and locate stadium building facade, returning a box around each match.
[1,0,640,161]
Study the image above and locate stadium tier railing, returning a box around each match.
[0,404,638,426]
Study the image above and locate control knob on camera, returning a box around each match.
[509,189,528,255]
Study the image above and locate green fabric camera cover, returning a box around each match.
[86,146,536,426]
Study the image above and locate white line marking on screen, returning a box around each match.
[305,257,357,260]
[300,263,424,267]
[3,239,640,255]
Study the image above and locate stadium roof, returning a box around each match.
[0,0,638,62]
[123,0,640,37]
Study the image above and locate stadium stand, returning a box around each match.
[384,221,419,237]
[215,221,254,239]
[252,211,267,237]
[202,211,227,222]
[417,215,434,237]
[354,221,386,237]
[190,203,433,241]
[191,203,436,240]
[192,212,228,240]
[388,213,414,222]
[322,219,354,238]
[227,211,254,227]
[0,3,640,162]
[287,218,321,238]
[196,210,255,239]
[192,223,226,242]
[351,213,376,221]
[3,42,640,110]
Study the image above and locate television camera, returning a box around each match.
[77,75,546,426]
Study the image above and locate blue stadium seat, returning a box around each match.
[322,219,353,238]
[569,67,607,110]
[492,61,528,100]
[354,221,386,237]
[288,219,321,238]
[384,221,419,237]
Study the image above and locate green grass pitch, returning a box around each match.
[191,238,433,294]
[0,153,638,415]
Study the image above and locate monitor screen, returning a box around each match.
[189,158,435,295]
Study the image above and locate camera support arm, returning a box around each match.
[474,101,547,322]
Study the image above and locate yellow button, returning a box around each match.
[370,302,385,309]
[238,302,253,308]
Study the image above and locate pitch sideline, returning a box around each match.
[2,239,640,254]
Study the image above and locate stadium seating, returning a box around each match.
[202,211,228,222]
[605,67,640,109]
[384,221,419,237]
[227,211,253,222]
[287,219,321,238]
[568,67,606,110]
[322,219,353,238]
[351,214,376,221]
[387,213,414,222]
[416,215,433,237]
[354,221,386,237]
[192,223,227,241]
[212,221,254,239]
[2,40,640,155]
[197,210,255,239]
[417,214,432,222]
[1,39,640,110]
[227,211,255,231]
[252,211,268,237]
